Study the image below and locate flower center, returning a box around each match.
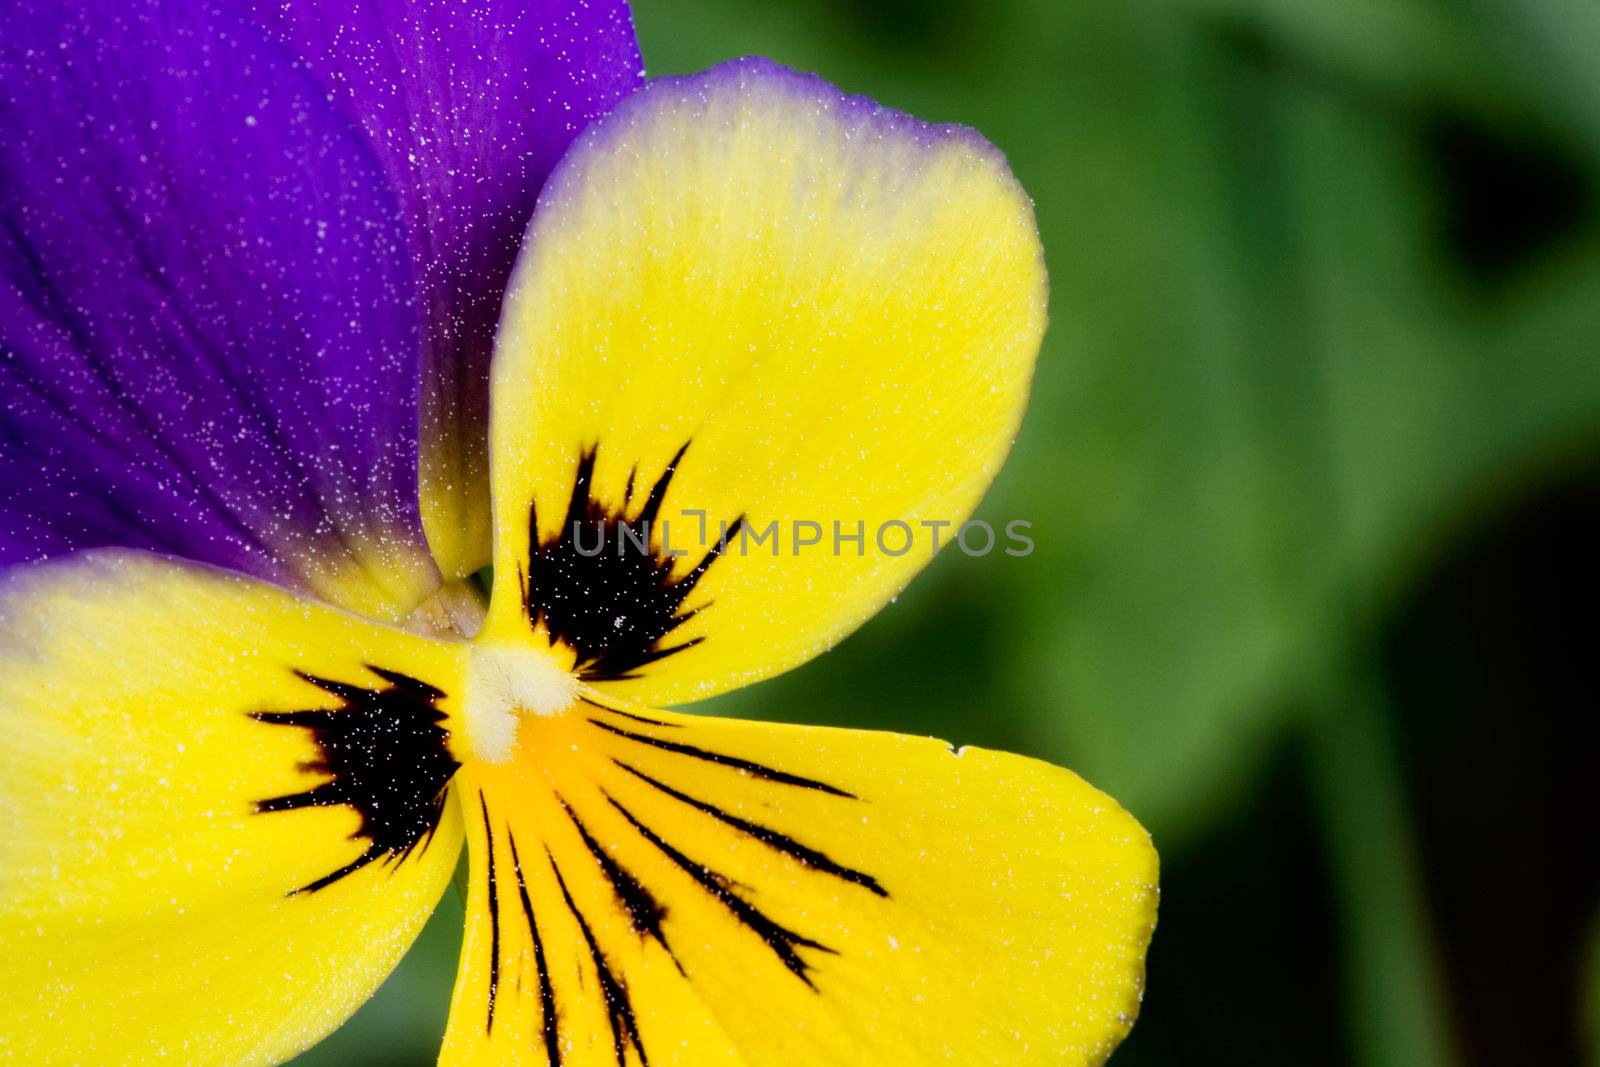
[463,642,580,763]
[404,578,490,639]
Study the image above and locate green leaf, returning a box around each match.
[636,0,1600,839]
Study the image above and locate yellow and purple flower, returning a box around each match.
[0,1,1157,1064]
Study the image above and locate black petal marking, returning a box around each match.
[604,794,837,988]
[523,442,743,682]
[589,719,856,799]
[507,829,562,1067]
[549,849,650,1067]
[614,761,887,898]
[253,667,459,894]
[580,695,683,730]
[558,796,684,976]
[482,793,503,1035]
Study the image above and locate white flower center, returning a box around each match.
[463,642,578,763]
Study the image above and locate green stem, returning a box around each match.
[1305,657,1458,1067]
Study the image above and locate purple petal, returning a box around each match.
[0,0,440,619]
[252,0,645,578]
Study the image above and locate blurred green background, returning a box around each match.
[297,0,1600,1063]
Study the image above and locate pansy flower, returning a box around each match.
[0,1,1158,1064]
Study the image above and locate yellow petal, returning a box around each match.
[484,58,1047,704]
[0,551,471,1066]
[438,695,1156,1066]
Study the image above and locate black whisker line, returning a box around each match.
[636,440,691,526]
[507,829,561,1067]
[292,850,381,895]
[516,562,531,625]
[604,793,835,989]
[562,447,600,535]
[417,815,441,860]
[683,514,744,584]
[578,696,683,729]
[556,794,684,976]
[613,760,887,898]
[548,849,649,1067]
[480,793,502,1036]
[588,720,856,799]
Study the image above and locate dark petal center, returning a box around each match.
[253,666,460,894]
[522,442,741,682]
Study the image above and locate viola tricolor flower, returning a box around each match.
[0,1,1157,1064]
